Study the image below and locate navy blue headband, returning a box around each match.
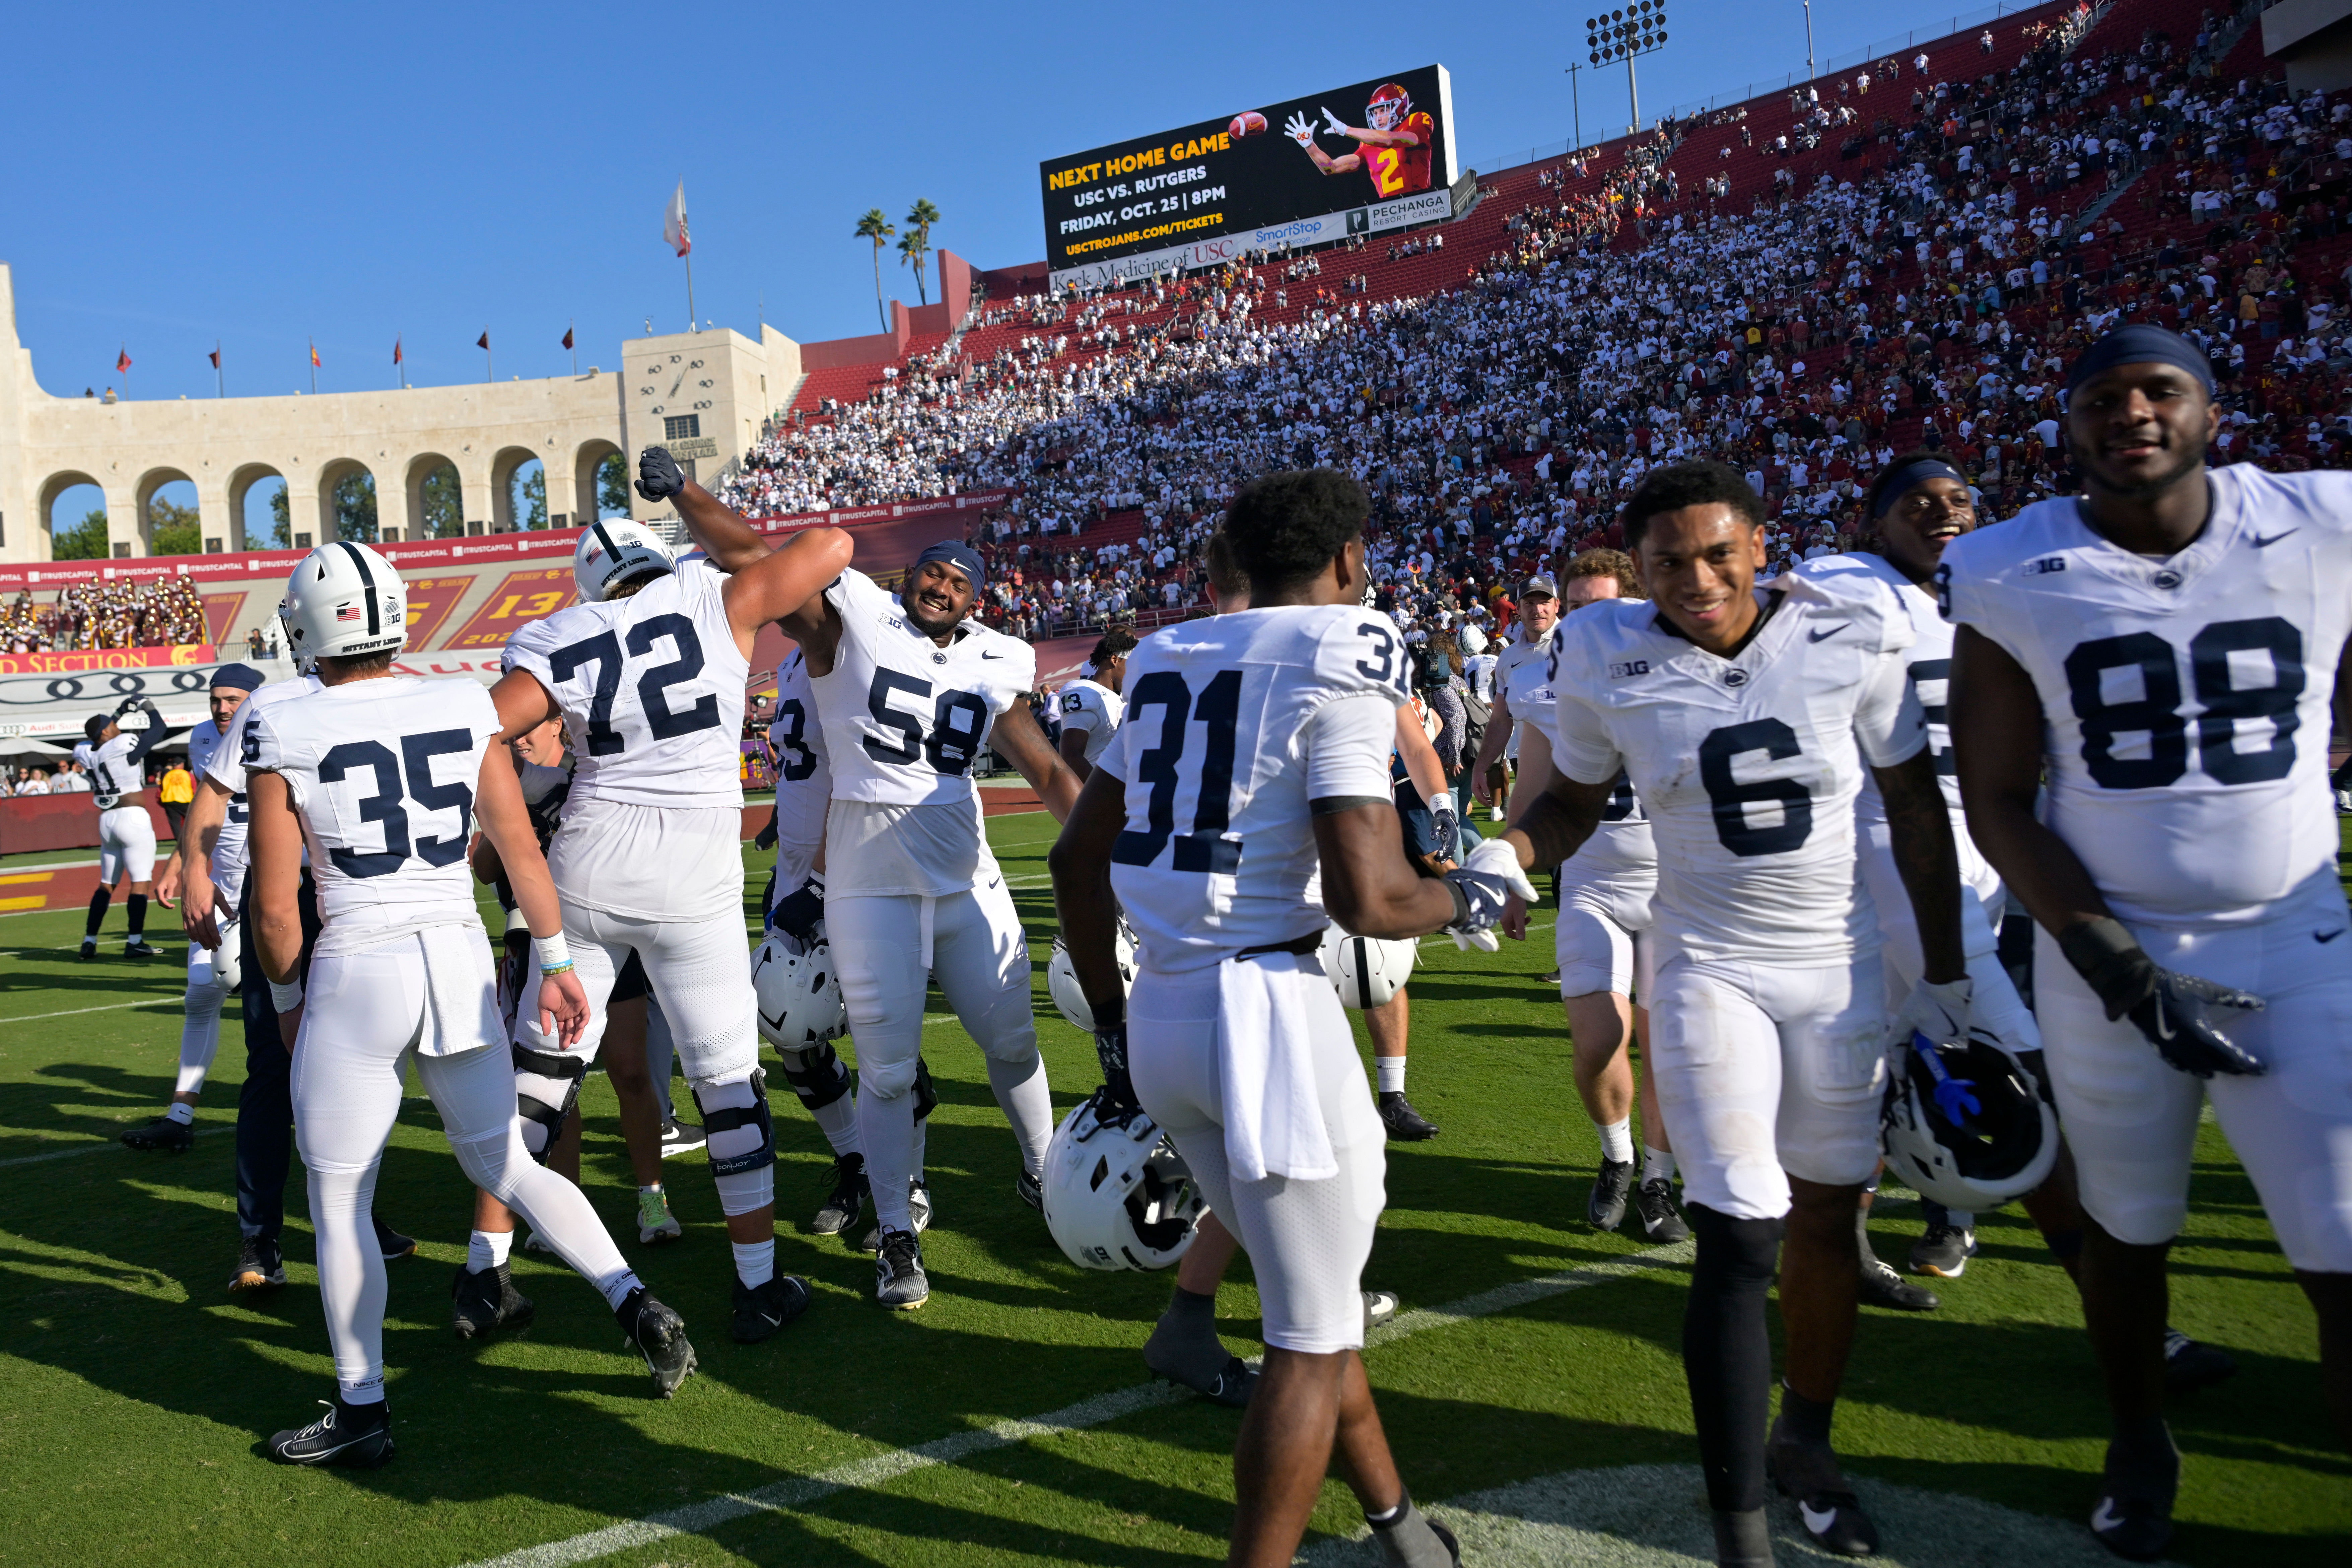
[208,663,266,693]
[2065,324,2215,398]
[912,541,985,590]
[1872,459,1967,519]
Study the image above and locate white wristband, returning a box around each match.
[269,977,304,1012]
[533,933,574,975]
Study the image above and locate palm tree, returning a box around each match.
[897,231,930,307]
[902,199,941,306]
[854,209,895,330]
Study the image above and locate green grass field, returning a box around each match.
[0,811,2344,1565]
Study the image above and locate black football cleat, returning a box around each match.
[2090,1429,2181,1562]
[1767,1416,1880,1556]
[1859,1255,1939,1311]
[875,1227,929,1310]
[123,939,162,959]
[373,1216,417,1262]
[1711,1507,1774,1568]
[77,939,97,963]
[811,1153,868,1236]
[1635,1176,1691,1242]
[450,1264,535,1339]
[2162,1328,2239,1393]
[1379,1091,1440,1141]
[1588,1158,1634,1231]
[1016,1167,1044,1212]
[267,1397,394,1468]
[121,1115,194,1153]
[229,1234,285,1293]
[732,1273,813,1344]
[615,1287,697,1397]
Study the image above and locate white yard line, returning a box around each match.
[456,1237,1698,1568]
[0,996,182,1026]
[0,1125,215,1169]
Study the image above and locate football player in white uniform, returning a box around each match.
[1499,550,1687,1244]
[1498,462,1971,1567]
[649,450,1084,1312]
[246,543,693,1468]
[74,696,166,960]
[496,496,848,1344]
[760,644,874,1238]
[1055,627,1135,781]
[124,665,265,1152]
[1468,574,1563,828]
[1053,469,1525,1568]
[1944,326,2352,1558]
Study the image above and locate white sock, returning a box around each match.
[1597,1117,1634,1164]
[165,1101,196,1126]
[596,1267,643,1310]
[1377,1056,1408,1094]
[338,1375,386,1407]
[983,1053,1055,1177]
[1643,1145,1676,1184]
[732,1239,776,1290]
[811,1093,862,1159]
[467,1229,512,1274]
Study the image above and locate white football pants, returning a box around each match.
[176,936,229,1096]
[98,806,157,885]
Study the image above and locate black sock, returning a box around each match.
[125,893,147,939]
[1780,1383,1835,1444]
[1684,1203,1785,1514]
[2111,1413,2174,1463]
[1163,1285,1216,1324]
[83,888,111,940]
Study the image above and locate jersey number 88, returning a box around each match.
[2064,616,2302,790]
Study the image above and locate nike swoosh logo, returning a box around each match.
[2153,1008,2175,1042]
[981,651,1005,659]
[2251,529,2299,548]
[2319,929,2345,944]
[1808,624,1850,642]
[1800,1502,1840,1535]
[2091,1498,2124,1533]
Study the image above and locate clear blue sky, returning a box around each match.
[4,0,2011,405]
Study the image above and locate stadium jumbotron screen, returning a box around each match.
[1040,64,1457,289]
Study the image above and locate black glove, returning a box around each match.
[1427,792,1461,864]
[770,873,825,942]
[753,815,778,850]
[634,446,686,503]
[2058,916,2266,1079]
[1092,1000,1139,1115]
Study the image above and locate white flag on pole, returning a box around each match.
[664,181,691,257]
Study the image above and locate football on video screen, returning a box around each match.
[1040,64,1457,287]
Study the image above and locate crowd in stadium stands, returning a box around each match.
[1,578,209,653]
[715,3,2339,652]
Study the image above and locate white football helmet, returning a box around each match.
[1321,923,1417,1009]
[1881,1030,2059,1211]
[207,918,243,994]
[750,932,846,1049]
[279,542,407,664]
[1042,1091,1206,1272]
[574,517,676,602]
[1047,918,1138,1033]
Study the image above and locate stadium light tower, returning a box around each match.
[1587,2,1668,134]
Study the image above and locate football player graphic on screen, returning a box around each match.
[1285,82,1436,200]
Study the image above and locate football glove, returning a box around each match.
[1284,111,1318,148]
[634,445,686,502]
[1091,1001,1140,1116]
[1321,106,1350,137]
[1890,975,1973,1051]
[1904,1031,1983,1127]
[770,873,826,943]
[1441,837,1538,953]
[2058,916,2266,1079]
[1426,791,1460,864]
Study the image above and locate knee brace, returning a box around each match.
[912,1055,937,1125]
[511,1046,586,1162]
[777,1040,854,1112]
[692,1068,775,1177]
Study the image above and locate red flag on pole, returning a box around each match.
[116,346,131,373]
[310,341,322,368]
[207,346,220,369]
[664,182,691,257]
[561,326,574,350]
[477,331,490,350]
[393,337,403,365]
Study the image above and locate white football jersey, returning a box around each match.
[504,560,748,811]
[1104,604,1409,972]
[244,676,500,956]
[1056,677,1124,764]
[207,675,323,891]
[73,731,149,811]
[1514,619,1653,877]
[1463,652,1500,703]
[767,648,831,862]
[1549,572,1927,965]
[1940,466,2352,926]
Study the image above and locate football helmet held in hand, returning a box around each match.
[1042,1090,1205,1272]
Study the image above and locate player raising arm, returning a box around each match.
[1495,462,1968,1568]
[1944,325,2352,1560]
[1052,470,1529,1568]
[650,448,1084,1311]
